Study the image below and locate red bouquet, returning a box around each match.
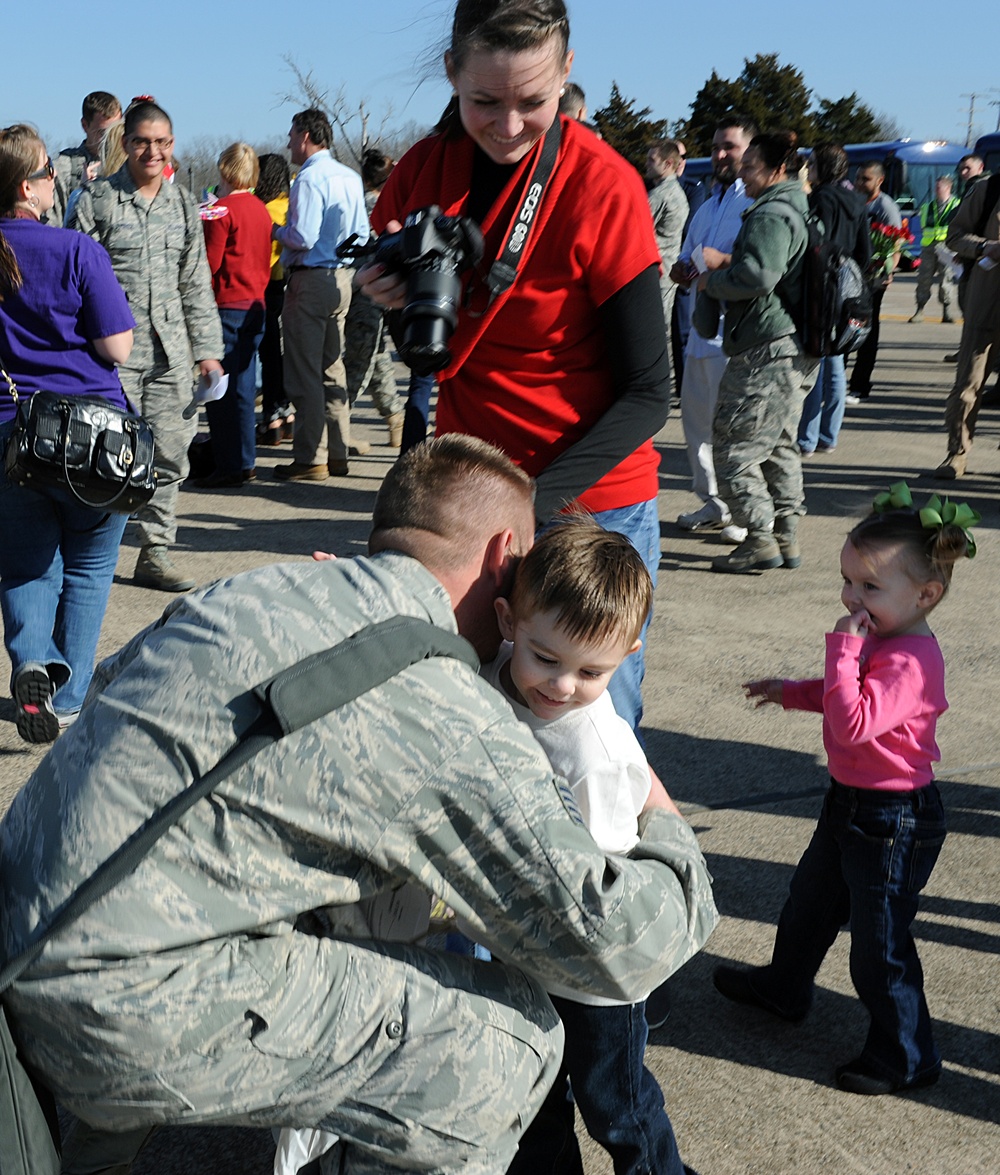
[868,219,914,285]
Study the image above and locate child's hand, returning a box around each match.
[834,608,873,638]
[743,678,783,707]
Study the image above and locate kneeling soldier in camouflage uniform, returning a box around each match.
[0,436,717,1175]
[70,98,223,592]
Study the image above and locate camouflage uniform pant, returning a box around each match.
[914,246,955,312]
[57,937,562,1175]
[712,339,819,534]
[344,290,403,419]
[119,360,196,549]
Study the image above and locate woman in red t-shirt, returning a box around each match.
[197,142,274,488]
[362,0,670,731]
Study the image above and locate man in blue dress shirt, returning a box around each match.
[273,108,370,481]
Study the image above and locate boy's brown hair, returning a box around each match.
[509,516,652,647]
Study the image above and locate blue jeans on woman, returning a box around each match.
[0,420,127,718]
[755,780,945,1085]
[506,994,687,1175]
[797,354,846,453]
[206,304,267,475]
[592,497,659,733]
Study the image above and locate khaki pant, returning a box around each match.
[944,317,1000,457]
[282,267,354,467]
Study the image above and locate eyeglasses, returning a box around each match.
[26,158,55,181]
[127,136,173,152]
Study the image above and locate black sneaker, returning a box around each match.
[13,663,59,744]
[712,965,809,1023]
[835,1056,941,1096]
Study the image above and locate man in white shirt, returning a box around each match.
[670,117,756,542]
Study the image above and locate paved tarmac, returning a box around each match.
[2,274,998,1174]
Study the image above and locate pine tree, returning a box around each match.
[593,83,669,174]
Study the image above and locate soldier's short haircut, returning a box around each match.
[218,142,259,192]
[649,139,681,168]
[559,81,586,118]
[959,153,983,169]
[82,91,121,123]
[370,435,534,570]
[508,516,651,648]
[936,173,953,186]
[124,99,172,136]
[857,160,884,181]
[291,109,333,151]
[715,112,758,140]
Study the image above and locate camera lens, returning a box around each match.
[399,270,463,375]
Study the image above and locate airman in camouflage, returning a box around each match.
[69,99,223,592]
[1,436,717,1174]
[43,90,122,228]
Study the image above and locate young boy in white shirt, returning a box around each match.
[488,517,705,1175]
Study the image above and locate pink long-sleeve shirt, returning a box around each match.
[782,632,947,791]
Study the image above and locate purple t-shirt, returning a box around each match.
[0,218,136,425]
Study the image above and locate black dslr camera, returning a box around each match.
[338,206,484,376]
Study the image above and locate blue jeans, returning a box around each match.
[400,371,435,455]
[506,995,686,1175]
[797,355,846,452]
[0,420,127,717]
[758,781,945,1084]
[206,304,266,475]
[591,498,660,733]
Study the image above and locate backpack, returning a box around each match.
[775,203,873,359]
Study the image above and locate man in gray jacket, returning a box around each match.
[0,435,717,1175]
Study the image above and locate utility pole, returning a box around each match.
[960,93,980,146]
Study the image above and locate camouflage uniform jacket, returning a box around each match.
[42,140,97,226]
[0,552,716,1093]
[648,174,689,277]
[68,164,222,374]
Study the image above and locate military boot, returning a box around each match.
[773,515,801,569]
[387,411,404,448]
[134,546,195,592]
[711,531,783,574]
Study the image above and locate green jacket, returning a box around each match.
[698,179,810,357]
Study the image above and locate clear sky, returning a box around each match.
[6,0,997,159]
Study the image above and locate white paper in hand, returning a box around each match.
[182,370,229,420]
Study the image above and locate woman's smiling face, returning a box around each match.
[447,39,572,166]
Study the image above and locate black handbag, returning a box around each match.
[3,365,157,515]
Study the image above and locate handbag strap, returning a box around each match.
[0,614,478,994]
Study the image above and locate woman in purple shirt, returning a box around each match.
[0,124,135,743]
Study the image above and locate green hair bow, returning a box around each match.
[873,481,980,558]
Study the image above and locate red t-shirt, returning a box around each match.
[202,191,274,308]
[373,119,661,513]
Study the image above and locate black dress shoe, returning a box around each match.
[835,1056,941,1096]
[713,966,809,1023]
[193,470,245,489]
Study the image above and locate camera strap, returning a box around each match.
[481,116,563,307]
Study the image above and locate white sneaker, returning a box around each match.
[719,524,748,544]
[677,503,727,531]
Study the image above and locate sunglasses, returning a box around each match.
[27,158,55,181]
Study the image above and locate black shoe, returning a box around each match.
[12,663,59,744]
[712,966,809,1023]
[835,1056,941,1096]
[645,981,672,1030]
[193,470,245,489]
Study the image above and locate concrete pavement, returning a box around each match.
[2,273,997,1174]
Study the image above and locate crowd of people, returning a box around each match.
[0,0,997,1172]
